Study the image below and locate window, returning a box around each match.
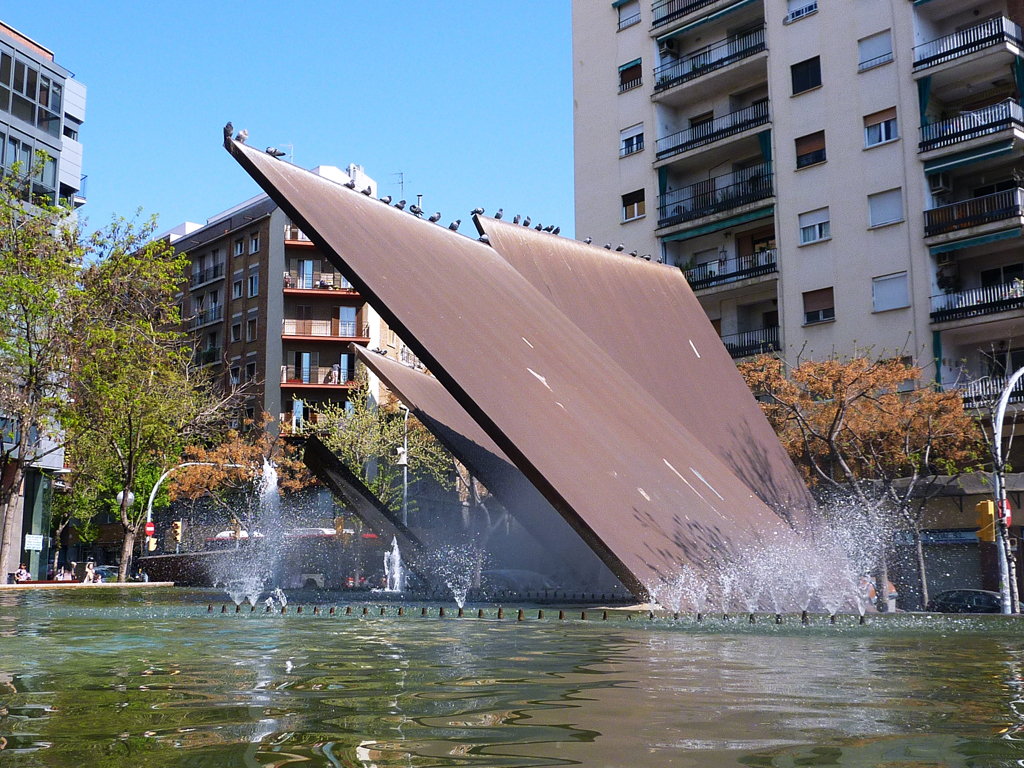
[803,287,835,324]
[233,279,243,299]
[981,263,1024,287]
[858,31,893,72]
[864,108,898,147]
[784,0,818,24]
[868,188,903,227]
[230,366,241,387]
[617,0,641,29]
[619,59,642,93]
[974,179,1016,198]
[622,189,645,221]
[245,362,257,383]
[620,123,644,157]
[798,207,830,244]
[231,323,241,343]
[246,317,257,341]
[872,272,909,312]
[795,131,826,168]
[791,57,821,95]
[250,233,260,253]
[234,239,244,257]
[248,273,259,297]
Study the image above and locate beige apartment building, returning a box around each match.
[573,0,1024,403]
[171,163,422,432]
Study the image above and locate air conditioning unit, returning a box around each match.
[929,172,952,195]
[936,252,955,266]
[659,38,677,55]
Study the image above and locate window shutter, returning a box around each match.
[858,30,892,63]
[872,272,909,312]
[798,207,830,227]
[795,131,826,155]
[864,107,897,127]
[868,188,903,226]
[803,287,834,312]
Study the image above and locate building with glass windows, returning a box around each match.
[0,21,86,208]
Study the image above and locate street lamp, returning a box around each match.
[992,369,1024,613]
[397,405,410,527]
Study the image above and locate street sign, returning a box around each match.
[144,521,155,537]
[24,534,44,551]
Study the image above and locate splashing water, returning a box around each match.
[426,543,484,608]
[383,537,406,593]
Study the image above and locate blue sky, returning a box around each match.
[5,2,575,237]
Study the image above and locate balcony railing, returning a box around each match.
[923,188,1024,237]
[913,16,1023,71]
[948,376,1024,409]
[658,163,773,228]
[618,11,641,30]
[282,318,369,338]
[919,99,1024,152]
[721,326,779,359]
[930,281,1024,322]
[189,262,225,288]
[654,26,765,93]
[284,271,354,290]
[783,1,817,24]
[656,101,769,160]
[195,346,222,366]
[652,0,717,28]
[682,249,777,291]
[284,224,311,241]
[188,304,223,330]
[281,364,355,386]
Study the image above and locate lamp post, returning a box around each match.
[145,462,244,541]
[398,405,410,527]
[992,369,1024,614]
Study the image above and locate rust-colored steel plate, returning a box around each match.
[227,139,797,599]
[475,217,814,523]
[303,434,425,559]
[352,345,622,589]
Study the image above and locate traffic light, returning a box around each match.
[147,536,157,552]
[976,500,996,542]
[172,520,183,543]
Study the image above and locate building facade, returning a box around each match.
[573,0,1024,402]
[0,21,86,208]
[171,163,419,432]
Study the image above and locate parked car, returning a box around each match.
[925,589,1002,613]
[93,565,120,582]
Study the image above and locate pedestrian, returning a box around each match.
[14,564,31,583]
[83,562,96,584]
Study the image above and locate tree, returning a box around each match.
[0,161,84,578]
[739,354,985,609]
[66,214,243,581]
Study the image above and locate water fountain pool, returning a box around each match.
[2,588,1024,767]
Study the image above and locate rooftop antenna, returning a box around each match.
[416,193,423,209]
[392,172,404,199]
[280,143,293,164]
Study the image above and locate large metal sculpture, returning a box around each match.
[226,138,803,599]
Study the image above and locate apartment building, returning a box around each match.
[0,21,86,208]
[171,163,419,432]
[573,0,1024,404]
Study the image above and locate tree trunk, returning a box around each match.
[875,555,891,613]
[914,528,929,609]
[118,528,135,583]
[0,463,25,581]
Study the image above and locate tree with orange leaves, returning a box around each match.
[739,354,985,609]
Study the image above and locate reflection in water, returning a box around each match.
[1,590,1024,766]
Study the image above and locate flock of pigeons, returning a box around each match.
[225,123,658,262]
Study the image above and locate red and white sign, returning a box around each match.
[144,521,155,537]
[1001,499,1013,528]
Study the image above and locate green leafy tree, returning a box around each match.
[0,159,84,578]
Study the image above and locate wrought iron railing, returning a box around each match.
[620,136,645,157]
[947,376,1024,408]
[682,249,777,291]
[284,223,311,241]
[919,99,1024,152]
[189,262,224,288]
[651,0,717,28]
[618,11,641,29]
[195,346,222,366]
[284,271,354,290]
[923,188,1024,237]
[930,281,1024,322]
[858,51,893,71]
[282,318,369,338]
[654,26,765,93]
[188,304,223,329]
[658,163,773,228]
[721,326,779,359]
[619,75,643,93]
[913,16,1023,70]
[783,1,817,24]
[656,101,769,159]
[281,364,355,386]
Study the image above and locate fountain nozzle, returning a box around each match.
[801,610,809,625]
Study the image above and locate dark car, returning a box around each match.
[925,589,1002,613]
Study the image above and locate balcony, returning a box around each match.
[658,163,773,229]
[188,304,223,330]
[913,17,1022,72]
[656,101,769,161]
[721,326,779,359]
[919,100,1024,153]
[284,224,311,242]
[653,26,765,94]
[284,271,355,292]
[282,318,370,339]
[651,0,717,29]
[948,376,1024,409]
[923,188,1024,238]
[281,364,356,387]
[930,282,1024,323]
[189,262,225,288]
[195,347,222,367]
[682,249,777,291]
